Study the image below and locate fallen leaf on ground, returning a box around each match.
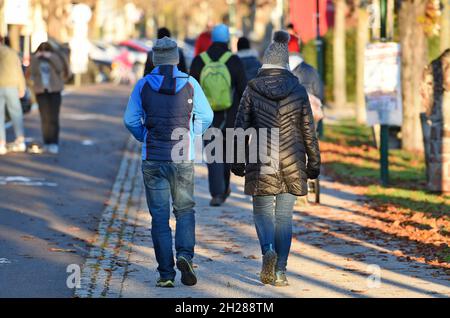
[21,236,35,241]
[224,247,242,254]
[49,248,76,253]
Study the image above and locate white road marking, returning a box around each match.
[81,140,95,146]
[0,176,57,187]
[62,114,106,121]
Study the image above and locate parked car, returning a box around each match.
[116,39,151,80]
[89,41,119,66]
[117,39,150,65]
[89,42,120,83]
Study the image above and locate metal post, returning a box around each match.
[380,123,389,186]
[316,0,324,138]
[379,0,389,186]
[316,0,324,77]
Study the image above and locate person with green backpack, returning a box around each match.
[190,24,248,207]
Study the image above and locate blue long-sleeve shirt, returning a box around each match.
[124,66,213,160]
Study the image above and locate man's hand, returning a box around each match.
[231,163,246,177]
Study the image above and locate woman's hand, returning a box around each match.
[307,168,320,180]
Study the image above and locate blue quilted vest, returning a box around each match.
[141,65,194,161]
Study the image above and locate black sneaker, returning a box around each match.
[260,250,277,285]
[210,196,225,207]
[274,271,289,287]
[176,256,197,286]
[156,278,175,288]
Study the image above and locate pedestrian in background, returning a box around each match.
[288,28,324,124]
[289,34,324,103]
[29,42,70,154]
[237,36,262,80]
[143,27,187,76]
[287,23,302,54]
[124,37,213,288]
[194,23,213,56]
[0,37,26,156]
[190,24,247,207]
[232,31,321,287]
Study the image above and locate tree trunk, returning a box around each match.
[399,0,428,152]
[333,0,347,109]
[387,0,395,39]
[8,24,21,52]
[441,0,450,53]
[242,0,256,37]
[0,0,4,38]
[371,0,381,40]
[45,0,71,42]
[356,4,369,123]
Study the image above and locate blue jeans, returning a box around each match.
[0,87,24,144]
[142,160,196,280]
[252,193,297,271]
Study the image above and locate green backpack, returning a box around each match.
[199,52,233,111]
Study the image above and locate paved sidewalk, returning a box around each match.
[76,139,450,298]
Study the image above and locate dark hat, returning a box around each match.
[152,36,179,66]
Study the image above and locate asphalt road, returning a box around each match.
[0,84,131,297]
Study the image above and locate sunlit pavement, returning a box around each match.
[77,139,450,298]
[0,84,131,297]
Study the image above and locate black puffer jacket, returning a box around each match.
[232,68,321,196]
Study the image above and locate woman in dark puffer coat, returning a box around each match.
[231,31,321,287]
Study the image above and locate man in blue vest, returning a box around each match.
[124,37,213,288]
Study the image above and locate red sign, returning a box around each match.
[289,0,335,43]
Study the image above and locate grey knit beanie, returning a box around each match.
[262,31,290,68]
[152,36,179,66]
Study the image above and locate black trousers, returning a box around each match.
[204,133,231,197]
[36,92,62,145]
